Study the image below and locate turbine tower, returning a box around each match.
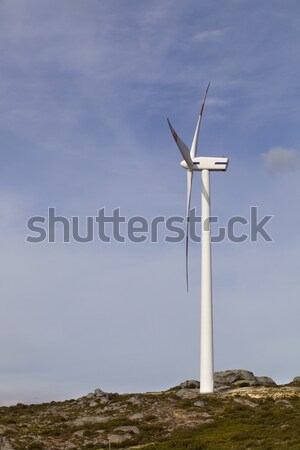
[167,83,229,393]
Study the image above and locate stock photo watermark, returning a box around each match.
[26,207,273,244]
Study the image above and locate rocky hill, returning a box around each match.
[0,370,299,450]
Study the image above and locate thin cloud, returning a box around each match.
[261,147,299,172]
[206,97,229,107]
[192,28,228,42]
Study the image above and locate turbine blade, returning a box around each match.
[186,169,193,292]
[167,118,193,166]
[190,82,210,159]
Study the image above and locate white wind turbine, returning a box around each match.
[167,83,229,393]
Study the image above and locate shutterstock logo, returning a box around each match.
[26,207,273,244]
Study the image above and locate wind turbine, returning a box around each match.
[167,83,229,394]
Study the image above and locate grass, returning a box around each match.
[145,397,300,450]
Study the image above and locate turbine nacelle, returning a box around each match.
[180,156,229,171]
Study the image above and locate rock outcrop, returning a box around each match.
[214,369,276,388]
[177,370,276,393]
[291,376,300,385]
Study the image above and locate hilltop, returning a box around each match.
[0,370,299,450]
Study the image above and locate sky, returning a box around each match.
[0,0,300,405]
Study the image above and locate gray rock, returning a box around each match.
[95,388,106,397]
[72,416,110,426]
[234,398,258,408]
[214,384,231,393]
[256,376,276,386]
[214,370,256,386]
[86,392,94,399]
[214,370,276,388]
[115,425,140,435]
[176,389,199,399]
[73,430,84,437]
[292,376,300,384]
[129,412,144,420]
[214,372,239,384]
[108,434,132,444]
[203,418,214,424]
[275,399,293,408]
[89,401,98,407]
[127,396,143,405]
[215,384,232,392]
[201,412,212,418]
[193,400,206,408]
[180,380,200,389]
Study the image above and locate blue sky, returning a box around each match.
[0,0,300,405]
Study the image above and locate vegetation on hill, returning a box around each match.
[0,382,299,450]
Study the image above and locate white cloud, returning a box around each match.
[206,97,229,107]
[261,147,299,172]
[192,28,228,42]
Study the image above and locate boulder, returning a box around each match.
[194,400,206,408]
[108,434,132,444]
[201,412,212,418]
[89,401,98,407]
[86,393,94,399]
[214,384,232,392]
[94,388,106,397]
[214,370,276,387]
[129,412,144,420]
[275,399,293,408]
[73,430,84,437]
[127,396,143,405]
[256,376,276,386]
[177,370,277,392]
[234,398,258,408]
[176,389,199,399]
[215,370,256,385]
[292,376,300,385]
[72,416,110,426]
[115,425,140,435]
[180,380,200,389]
[214,371,240,385]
